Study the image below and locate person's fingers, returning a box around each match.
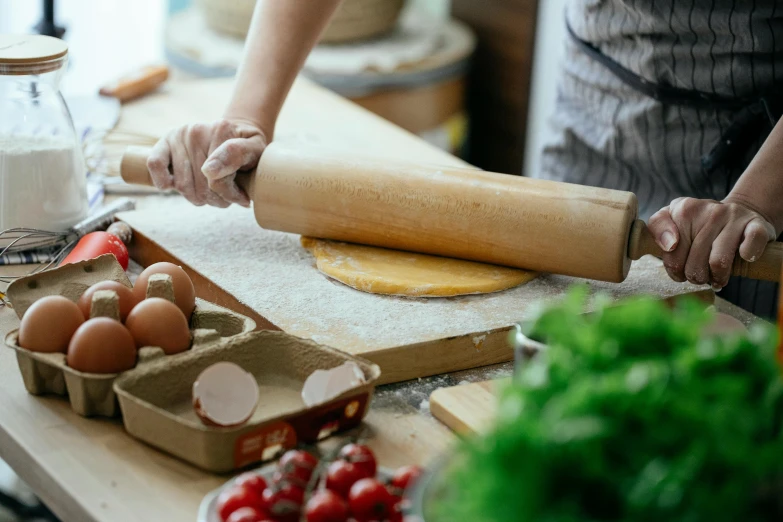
[202,138,260,206]
[684,205,729,286]
[709,220,746,289]
[208,120,237,157]
[191,120,236,208]
[168,132,201,205]
[202,137,263,179]
[738,217,776,263]
[183,125,211,206]
[209,177,250,207]
[647,206,679,252]
[147,136,174,190]
[660,198,701,283]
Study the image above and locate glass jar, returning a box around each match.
[0,34,88,237]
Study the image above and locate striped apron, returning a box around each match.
[537,0,783,318]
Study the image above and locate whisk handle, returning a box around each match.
[120,146,155,186]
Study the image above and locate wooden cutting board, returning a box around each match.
[113,77,712,385]
[429,380,500,435]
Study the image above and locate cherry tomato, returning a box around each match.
[216,486,265,522]
[262,483,305,522]
[279,449,318,473]
[305,490,350,522]
[348,478,395,522]
[325,460,370,499]
[234,473,268,497]
[390,465,423,494]
[225,507,270,522]
[338,444,377,478]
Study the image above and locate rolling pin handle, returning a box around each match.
[731,242,783,282]
[120,146,255,196]
[628,220,663,260]
[629,219,782,282]
[120,146,155,187]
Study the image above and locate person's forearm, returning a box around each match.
[726,118,783,235]
[223,0,342,138]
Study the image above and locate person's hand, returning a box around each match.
[648,197,777,289]
[146,119,268,208]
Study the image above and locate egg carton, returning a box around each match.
[3,254,256,417]
[114,330,381,473]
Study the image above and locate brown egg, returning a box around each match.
[125,298,191,355]
[67,318,137,374]
[19,296,84,353]
[77,281,138,321]
[132,262,196,319]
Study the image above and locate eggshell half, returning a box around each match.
[703,312,748,337]
[302,362,366,407]
[192,362,259,427]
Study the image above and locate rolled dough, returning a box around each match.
[301,237,538,297]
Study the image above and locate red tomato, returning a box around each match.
[234,473,268,497]
[60,232,129,270]
[338,444,377,478]
[325,460,370,499]
[305,490,350,522]
[216,486,265,522]
[275,449,318,487]
[225,507,270,522]
[390,465,423,493]
[262,483,305,522]
[348,478,395,522]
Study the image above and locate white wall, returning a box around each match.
[523,0,568,177]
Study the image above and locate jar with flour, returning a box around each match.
[0,34,88,240]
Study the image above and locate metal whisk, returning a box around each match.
[0,198,136,284]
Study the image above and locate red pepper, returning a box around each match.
[60,231,129,270]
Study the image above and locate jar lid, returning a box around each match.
[0,34,68,75]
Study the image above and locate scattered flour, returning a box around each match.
[118,198,708,354]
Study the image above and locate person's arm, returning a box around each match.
[222,0,342,145]
[147,0,342,207]
[648,119,783,289]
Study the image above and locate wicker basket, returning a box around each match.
[196,0,405,43]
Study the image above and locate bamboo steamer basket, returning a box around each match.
[196,0,405,43]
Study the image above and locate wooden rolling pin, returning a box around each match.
[121,143,783,283]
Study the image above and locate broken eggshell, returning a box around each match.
[301,361,366,407]
[702,311,748,337]
[192,362,259,428]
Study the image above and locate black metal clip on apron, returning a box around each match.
[567,22,781,174]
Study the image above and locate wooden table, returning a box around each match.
[0,76,757,522]
[0,77,462,522]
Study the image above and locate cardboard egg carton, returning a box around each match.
[114,330,381,473]
[3,255,256,417]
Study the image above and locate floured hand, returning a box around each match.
[146,119,268,208]
[648,197,777,289]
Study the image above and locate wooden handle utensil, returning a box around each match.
[120,144,783,283]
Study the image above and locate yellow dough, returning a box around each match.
[301,237,538,297]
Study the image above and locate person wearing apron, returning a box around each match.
[146,0,783,317]
[538,0,783,318]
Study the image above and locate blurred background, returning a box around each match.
[0,0,567,519]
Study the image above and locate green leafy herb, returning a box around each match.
[427,288,783,522]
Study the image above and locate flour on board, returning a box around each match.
[118,198,709,354]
